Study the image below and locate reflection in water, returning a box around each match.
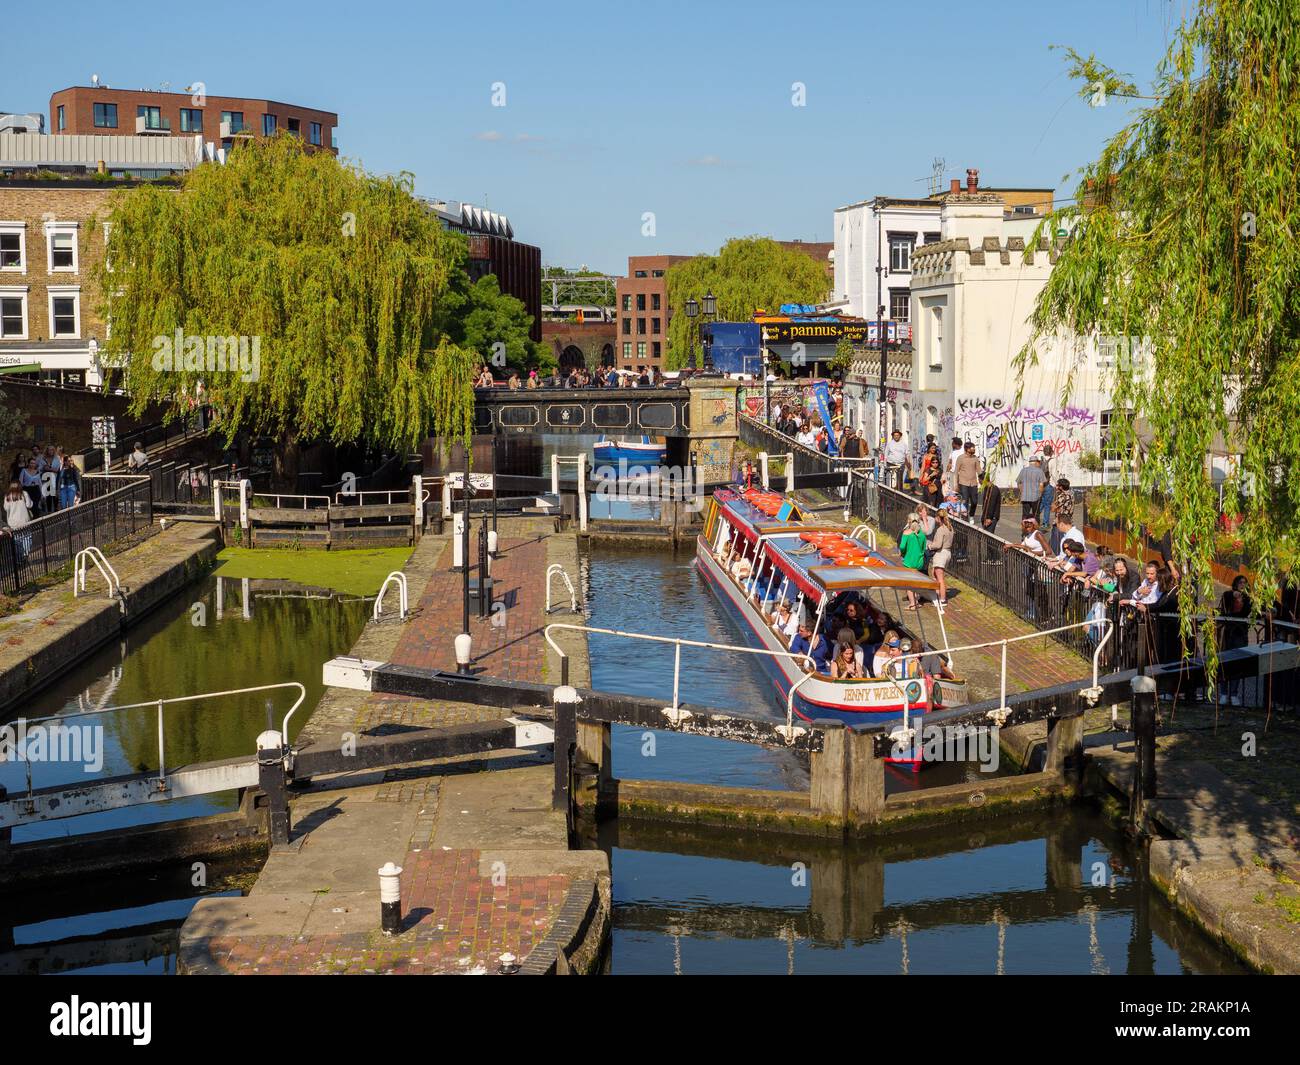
[598,811,1248,975]
[1,575,368,842]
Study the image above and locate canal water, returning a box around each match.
[0,543,1247,974]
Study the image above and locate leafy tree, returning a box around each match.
[441,273,552,375]
[92,136,478,483]
[0,386,28,454]
[664,238,831,369]
[1018,0,1300,666]
[830,336,856,375]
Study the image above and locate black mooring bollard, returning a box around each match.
[378,862,403,935]
[552,686,580,813]
[257,729,291,847]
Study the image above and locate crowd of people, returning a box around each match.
[476,364,672,390]
[2,443,87,568]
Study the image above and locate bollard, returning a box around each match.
[1130,674,1158,825]
[378,862,403,935]
[455,633,473,675]
[552,685,581,813]
[256,729,291,846]
[477,520,490,618]
[498,952,520,975]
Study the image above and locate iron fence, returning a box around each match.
[0,476,152,595]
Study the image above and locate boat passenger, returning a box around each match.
[790,619,829,673]
[772,600,794,639]
[730,554,753,581]
[830,641,863,680]
[718,542,733,566]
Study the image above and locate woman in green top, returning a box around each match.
[899,513,927,610]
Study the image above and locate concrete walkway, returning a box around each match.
[181,520,608,974]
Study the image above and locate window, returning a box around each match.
[222,111,245,133]
[621,295,630,311]
[48,288,80,338]
[923,232,940,245]
[889,233,915,273]
[635,293,645,311]
[622,342,631,358]
[651,270,664,277]
[652,341,661,359]
[0,224,24,271]
[262,113,277,136]
[310,121,322,146]
[0,289,27,339]
[287,117,301,135]
[634,270,647,278]
[622,317,630,335]
[636,318,646,335]
[651,293,660,310]
[93,102,118,128]
[45,222,79,272]
[180,108,203,132]
[651,318,661,334]
[889,288,910,322]
[137,105,166,131]
[637,342,646,359]
[929,305,943,370]
[57,105,65,131]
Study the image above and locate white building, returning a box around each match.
[908,188,1108,488]
[833,195,939,325]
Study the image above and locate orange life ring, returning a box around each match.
[834,558,865,567]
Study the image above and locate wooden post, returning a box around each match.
[847,727,885,825]
[1044,711,1084,777]
[810,720,848,821]
[1130,675,1157,826]
[575,720,613,817]
[552,687,580,814]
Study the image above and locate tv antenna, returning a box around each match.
[927,157,945,196]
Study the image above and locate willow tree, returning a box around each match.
[1018,0,1300,663]
[93,135,478,479]
[665,238,830,369]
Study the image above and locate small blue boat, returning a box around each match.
[592,434,667,466]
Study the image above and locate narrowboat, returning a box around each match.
[696,485,970,767]
[592,434,667,468]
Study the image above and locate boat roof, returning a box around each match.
[714,486,938,597]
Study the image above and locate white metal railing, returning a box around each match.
[373,571,409,621]
[334,489,414,505]
[848,524,878,550]
[546,564,579,614]
[253,492,330,510]
[885,616,1115,727]
[73,546,120,600]
[543,622,816,739]
[16,682,306,790]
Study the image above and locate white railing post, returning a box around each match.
[551,454,559,496]
[672,643,681,711]
[578,457,588,533]
[759,451,769,489]
[786,452,795,491]
[239,479,250,529]
[157,699,166,789]
[411,474,423,533]
[212,481,221,521]
[1000,641,1008,712]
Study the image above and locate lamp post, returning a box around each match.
[684,292,718,372]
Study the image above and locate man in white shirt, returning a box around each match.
[947,436,965,479]
[882,429,910,489]
[796,426,818,448]
[1048,516,1086,567]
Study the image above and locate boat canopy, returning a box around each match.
[713,486,939,596]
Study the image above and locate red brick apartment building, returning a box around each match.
[614,254,692,370]
[48,86,338,154]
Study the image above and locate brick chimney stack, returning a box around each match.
[950,178,961,195]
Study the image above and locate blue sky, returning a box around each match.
[6,0,1184,273]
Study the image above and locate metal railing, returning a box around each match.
[546,564,579,614]
[73,546,121,601]
[373,571,409,621]
[0,475,152,595]
[543,622,816,734]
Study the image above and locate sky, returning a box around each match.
[3,0,1192,275]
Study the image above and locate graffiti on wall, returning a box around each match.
[956,395,1099,474]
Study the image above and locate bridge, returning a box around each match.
[474,384,693,436]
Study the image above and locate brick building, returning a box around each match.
[614,254,692,370]
[48,85,338,155]
[0,181,115,386]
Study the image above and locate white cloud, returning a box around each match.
[688,154,724,167]
[475,130,503,141]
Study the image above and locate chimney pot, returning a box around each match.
[966,168,979,192]
[949,178,961,195]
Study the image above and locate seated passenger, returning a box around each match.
[718,543,733,566]
[830,641,863,680]
[772,600,794,637]
[873,632,904,679]
[789,620,827,673]
[835,626,865,671]
[730,555,753,581]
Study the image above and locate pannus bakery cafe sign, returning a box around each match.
[760,321,870,343]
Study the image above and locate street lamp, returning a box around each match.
[683,293,717,371]
[684,297,699,369]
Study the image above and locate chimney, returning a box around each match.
[966,168,979,193]
[949,178,961,195]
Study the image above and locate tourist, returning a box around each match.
[128,442,149,470]
[899,513,928,610]
[1051,514,1085,562]
[830,641,863,680]
[57,455,81,510]
[1,480,31,567]
[526,369,539,389]
[980,474,1002,532]
[946,437,964,481]
[841,427,861,460]
[730,552,753,582]
[883,428,910,490]
[916,502,937,540]
[19,458,40,511]
[1016,457,1045,520]
[929,510,955,607]
[1003,517,1051,620]
[873,632,905,680]
[1217,576,1251,706]
[790,618,828,674]
[1121,561,1164,612]
[507,371,521,390]
[918,443,942,506]
[954,441,981,518]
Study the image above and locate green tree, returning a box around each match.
[1018,0,1300,666]
[664,238,831,369]
[442,274,551,376]
[92,136,479,483]
[830,336,856,375]
[0,386,28,453]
